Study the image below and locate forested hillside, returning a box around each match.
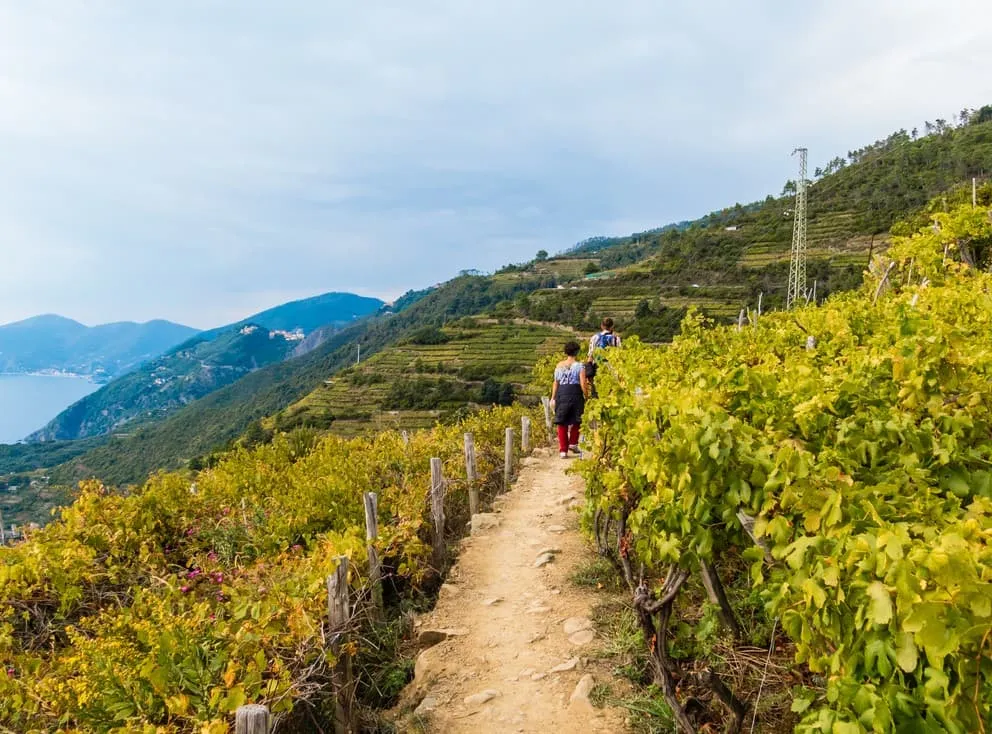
[497,110,992,342]
[28,325,304,442]
[47,275,554,486]
[20,109,992,496]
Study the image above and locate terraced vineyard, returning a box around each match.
[526,277,748,325]
[530,257,600,279]
[273,318,577,435]
[740,210,886,269]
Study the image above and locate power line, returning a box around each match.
[787,147,809,309]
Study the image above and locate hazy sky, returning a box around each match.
[1,1,990,328]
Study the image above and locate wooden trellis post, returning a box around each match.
[430,458,445,571]
[504,427,514,490]
[364,492,382,616]
[521,416,531,454]
[235,704,271,734]
[327,557,356,733]
[464,433,479,516]
[541,397,553,444]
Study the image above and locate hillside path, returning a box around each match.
[393,449,628,733]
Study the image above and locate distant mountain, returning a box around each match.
[25,292,384,442]
[199,292,384,341]
[28,324,301,441]
[0,315,198,380]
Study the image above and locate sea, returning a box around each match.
[0,374,100,444]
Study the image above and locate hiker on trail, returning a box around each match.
[550,340,589,459]
[588,317,621,358]
[585,317,621,399]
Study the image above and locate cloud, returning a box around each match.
[0,0,990,327]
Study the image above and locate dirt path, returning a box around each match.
[393,449,628,733]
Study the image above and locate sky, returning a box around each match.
[1,1,991,329]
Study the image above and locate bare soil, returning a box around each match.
[391,450,629,733]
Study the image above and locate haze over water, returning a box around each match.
[0,375,98,444]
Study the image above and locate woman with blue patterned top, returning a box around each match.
[550,340,590,458]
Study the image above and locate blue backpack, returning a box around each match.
[594,331,617,350]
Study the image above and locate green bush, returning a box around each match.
[406,326,450,345]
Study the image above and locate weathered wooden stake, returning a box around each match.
[504,427,514,490]
[0,509,5,545]
[363,492,382,615]
[327,556,356,734]
[430,458,445,571]
[541,396,553,444]
[235,704,271,734]
[464,433,479,516]
[327,556,349,622]
[401,430,409,447]
[699,561,743,639]
[521,416,531,454]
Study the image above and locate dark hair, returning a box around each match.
[564,340,580,357]
[601,317,614,331]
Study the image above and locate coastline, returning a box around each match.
[0,371,101,383]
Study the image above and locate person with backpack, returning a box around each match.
[550,340,589,458]
[585,317,620,398]
[588,317,621,358]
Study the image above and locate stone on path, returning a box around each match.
[534,552,555,567]
[549,657,580,673]
[568,629,597,646]
[483,597,503,606]
[562,617,593,635]
[547,524,567,533]
[418,628,469,647]
[464,689,501,706]
[569,674,596,712]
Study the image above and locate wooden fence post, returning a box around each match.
[464,433,478,516]
[504,427,514,490]
[521,416,531,454]
[235,704,271,734]
[541,397,553,444]
[327,557,356,734]
[364,492,382,616]
[430,458,445,571]
[401,430,409,447]
[0,509,5,545]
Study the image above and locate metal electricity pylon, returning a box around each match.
[786,147,809,308]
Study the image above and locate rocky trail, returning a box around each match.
[392,448,629,733]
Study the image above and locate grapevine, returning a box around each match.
[577,203,992,732]
[0,404,538,732]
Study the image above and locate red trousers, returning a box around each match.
[557,424,580,453]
